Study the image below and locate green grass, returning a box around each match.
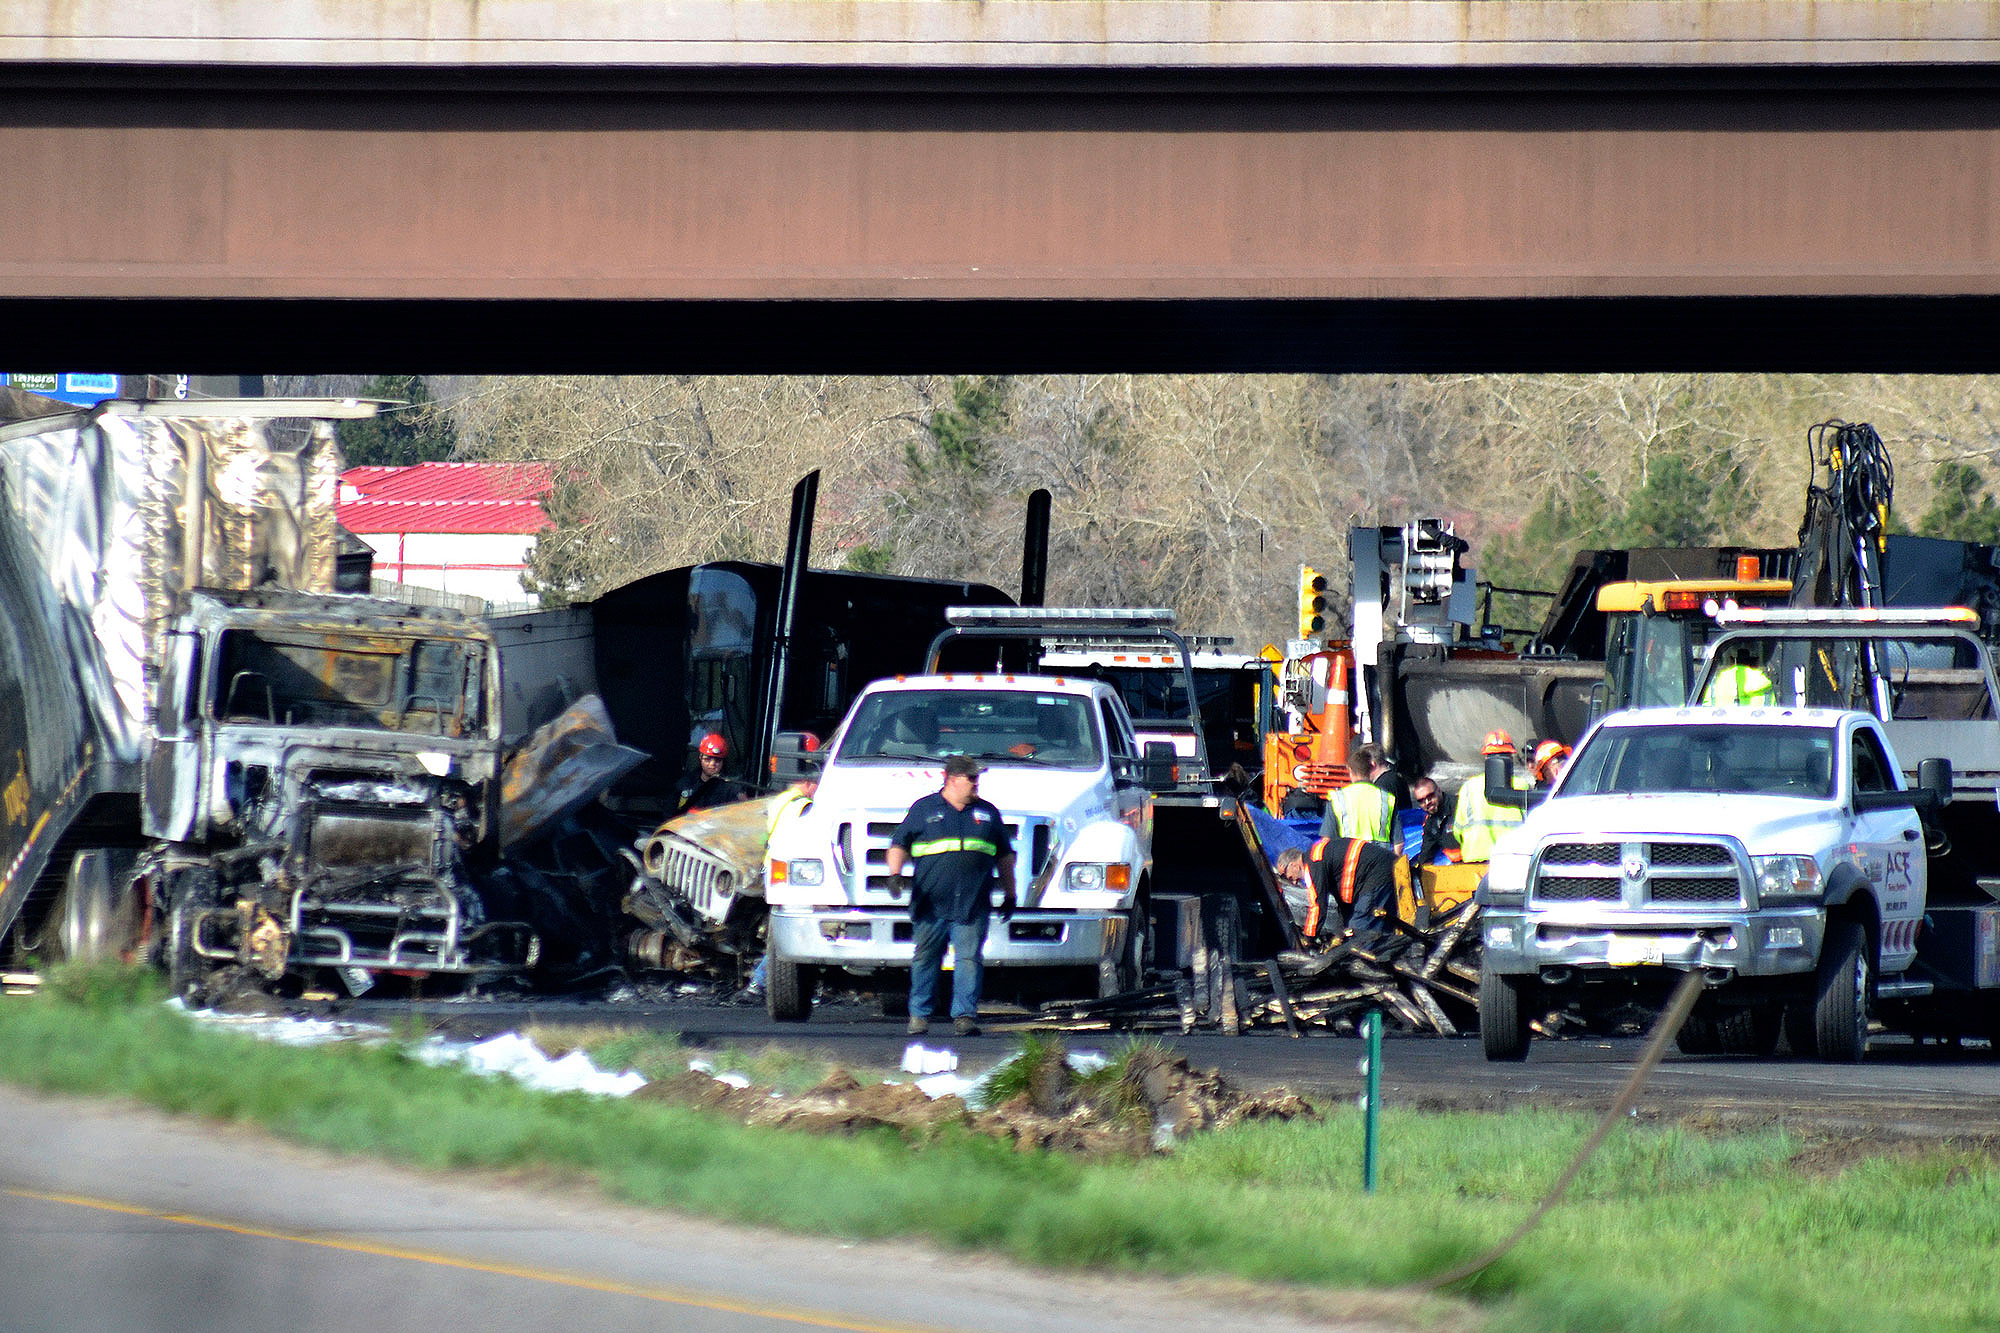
[4,965,1997,1333]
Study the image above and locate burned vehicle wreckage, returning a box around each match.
[149,590,533,996]
[0,399,626,1002]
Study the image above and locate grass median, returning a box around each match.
[2,966,1995,1333]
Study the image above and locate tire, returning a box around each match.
[1783,1003,1819,1058]
[1715,1003,1783,1057]
[877,991,910,1020]
[1480,965,1534,1061]
[164,900,203,1003]
[1814,916,1874,1064]
[1097,907,1150,999]
[765,952,814,1022]
[1675,1011,1723,1056]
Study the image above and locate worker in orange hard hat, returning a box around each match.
[1452,728,1527,861]
[1531,739,1572,788]
[679,731,751,814]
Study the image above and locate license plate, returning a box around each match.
[1605,936,1665,967]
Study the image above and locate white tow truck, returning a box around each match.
[761,609,1188,1020]
[1479,607,2000,1063]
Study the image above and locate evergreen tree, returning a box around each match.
[338,375,458,467]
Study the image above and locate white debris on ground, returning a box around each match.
[418,1031,648,1097]
[172,1003,647,1098]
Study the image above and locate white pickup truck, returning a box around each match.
[761,669,1164,1019]
[1478,704,1951,1062]
[1480,607,2000,1063]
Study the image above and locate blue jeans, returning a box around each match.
[908,917,987,1021]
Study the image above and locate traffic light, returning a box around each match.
[1298,564,1330,638]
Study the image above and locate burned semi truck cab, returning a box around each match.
[146,590,526,996]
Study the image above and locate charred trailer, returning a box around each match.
[493,562,1016,818]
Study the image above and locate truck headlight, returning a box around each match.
[772,858,824,886]
[1480,850,1531,905]
[1753,855,1822,901]
[1065,864,1130,891]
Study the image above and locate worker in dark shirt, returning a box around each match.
[678,732,752,814]
[885,753,1016,1038]
[1274,837,1407,947]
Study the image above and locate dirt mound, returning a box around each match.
[635,1046,1316,1156]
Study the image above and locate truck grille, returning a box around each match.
[1536,876,1621,902]
[654,837,740,921]
[1531,838,1745,909]
[1542,842,1618,865]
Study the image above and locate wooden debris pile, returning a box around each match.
[1037,899,1483,1037]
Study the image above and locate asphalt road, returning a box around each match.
[358,992,2000,1138]
[0,1086,1373,1333]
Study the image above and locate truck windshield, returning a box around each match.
[1565,723,1838,799]
[1698,632,1995,721]
[212,630,486,737]
[837,689,1102,770]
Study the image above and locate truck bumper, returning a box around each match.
[768,908,1123,970]
[1482,906,1826,980]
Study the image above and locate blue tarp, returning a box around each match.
[1248,807,1316,866]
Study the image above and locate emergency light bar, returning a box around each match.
[944,606,1177,630]
[1713,605,1978,627]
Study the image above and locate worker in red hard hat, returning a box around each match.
[1451,728,1527,861]
[679,731,751,814]
[1531,739,1572,788]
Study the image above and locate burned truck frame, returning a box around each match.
[0,399,529,998]
[148,590,523,994]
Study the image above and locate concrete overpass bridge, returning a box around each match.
[5,1,2000,370]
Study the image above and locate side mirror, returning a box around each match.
[770,731,824,785]
[1485,754,1545,809]
[1142,741,1179,791]
[1916,756,1953,813]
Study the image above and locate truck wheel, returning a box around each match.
[164,900,203,1003]
[1675,1011,1722,1056]
[1097,908,1150,998]
[765,953,815,1022]
[1782,1004,1819,1058]
[1813,917,1874,1064]
[1479,966,1534,1061]
[1716,1003,1783,1057]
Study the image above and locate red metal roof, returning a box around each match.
[338,462,553,535]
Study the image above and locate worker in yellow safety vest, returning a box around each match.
[1453,729,1528,862]
[1702,648,1776,707]
[1321,741,1397,845]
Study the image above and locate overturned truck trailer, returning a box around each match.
[0,400,533,996]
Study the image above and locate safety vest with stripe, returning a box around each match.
[1453,770,1526,863]
[1703,664,1776,707]
[1327,779,1395,845]
[765,785,813,842]
[910,834,1003,857]
[1303,837,1368,939]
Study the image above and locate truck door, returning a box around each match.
[1849,723,1923,974]
[1100,697,1152,854]
[140,630,204,843]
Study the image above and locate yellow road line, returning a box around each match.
[5,1186,943,1333]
